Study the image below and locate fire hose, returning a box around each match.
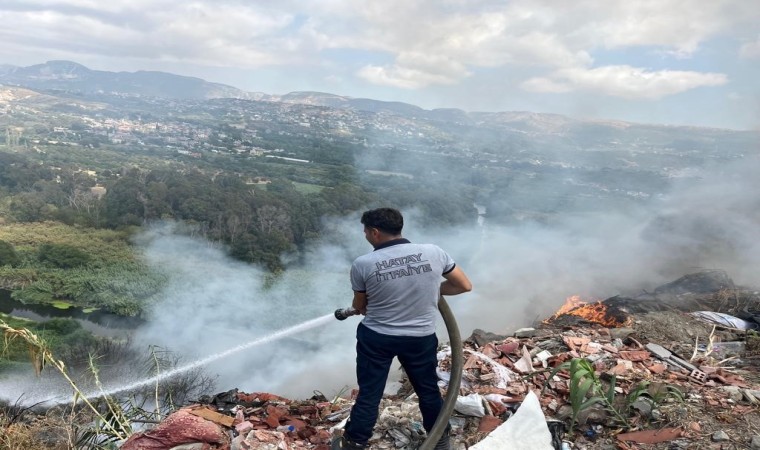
[334,296,463,449]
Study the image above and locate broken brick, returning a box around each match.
[477,415,503,433]
[619,350,651,362]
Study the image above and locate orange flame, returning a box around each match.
[547,295,631,327]
[553,295,586,316]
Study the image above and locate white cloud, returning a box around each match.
[0,0,757,98]
[0,1,301,67]
[297,0,754,90]
[357,52,471,89]
[357,64,466,89]
[522,65,728,99]
[740,36,760,59]
[564,1,735,56]
[520,77,572,94]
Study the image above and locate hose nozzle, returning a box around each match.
[334,307,358,321]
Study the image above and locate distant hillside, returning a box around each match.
[3,61,756,144]
[275,91,460,120]
[0,60,263,100]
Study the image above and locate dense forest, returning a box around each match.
[0,146,477,318]
[0,151,476,260]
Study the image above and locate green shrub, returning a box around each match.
[12,281,55,304]
[38,317,81,335]
[0,240,20,267]
[37,243,91,268]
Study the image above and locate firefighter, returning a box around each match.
[333,207,472,450]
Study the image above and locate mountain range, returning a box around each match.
[0,60,263,101]
[2,61,759,148]
[0,61,529,122]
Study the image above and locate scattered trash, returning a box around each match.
[117,271,760,449]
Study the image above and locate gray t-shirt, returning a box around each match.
[350,239,455,336]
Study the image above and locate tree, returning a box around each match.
[326,165,358,186]
[0,240,21,267]
[319,183,372,214]
[9,192,57,222]
[103,175,147,226]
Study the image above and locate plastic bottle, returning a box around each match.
[276,425,295,433]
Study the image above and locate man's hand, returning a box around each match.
[440,266,472,296]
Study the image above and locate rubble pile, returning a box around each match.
[121,272,760,449]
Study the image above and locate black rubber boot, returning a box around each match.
[331,435,367,450]
[433,427,451,450]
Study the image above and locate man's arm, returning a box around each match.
[440,266,472,296]
[352,291,368,315]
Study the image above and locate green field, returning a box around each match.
[292,181,325,194]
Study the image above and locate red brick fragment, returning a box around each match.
[497,341,519,355]
[619,350,650,362]
[298,427,316,440]
[563,336,590,352]
[486,399,507,417]
[265,404,287,428]
[602,344,619,353]
[481,343,501,359]
[477,415,503,433]
[297,405,318,414]
[608,361,633,376]
[286,418,308,432]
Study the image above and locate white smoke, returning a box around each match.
[125,153,760,399]
[126,221,360,399]
[3,154,759,404]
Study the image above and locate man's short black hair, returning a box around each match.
[361,208,403,235]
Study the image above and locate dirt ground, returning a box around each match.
[568,310,760,450]
[633,310,737,357]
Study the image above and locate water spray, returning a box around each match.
[41,312,336,406]
[33,300,460,450]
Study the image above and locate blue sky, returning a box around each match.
[1,0,759,129]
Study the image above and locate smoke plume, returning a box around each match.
[3,154,758,405]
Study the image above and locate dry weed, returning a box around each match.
[0,413,63,450]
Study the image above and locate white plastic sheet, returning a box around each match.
[470,391,553,450]
[692,311,758,330]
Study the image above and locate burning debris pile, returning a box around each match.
[544,295,633,328]
[118,271,760,449]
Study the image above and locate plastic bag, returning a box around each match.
[455,393,486,417]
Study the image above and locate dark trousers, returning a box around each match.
[344,323,443,445]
